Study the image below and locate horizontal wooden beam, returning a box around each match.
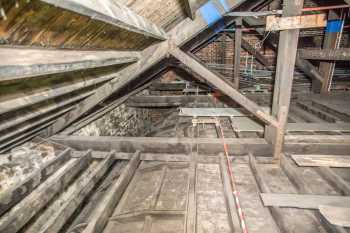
[125,95,215,107]
[41,0,167,40]
[0,49,140,82]
[51,135,350,156]
[266,14,327,31]
[170,48,278,127]
[299,48,350,61]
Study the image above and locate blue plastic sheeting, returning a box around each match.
[200,2,223,26]
[326,19,344,33]
[200,1,227,33]
[219,0,230,11]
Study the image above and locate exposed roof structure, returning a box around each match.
[0,0,350,232]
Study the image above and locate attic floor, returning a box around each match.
[1,93,350,233]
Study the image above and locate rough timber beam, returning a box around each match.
[47,0,247,135]
[266,0,304,161]
[234,18,242,89]
[299,48,350,61]
[51,135,350,156]
[0,49,140,83]
[316,10,342,94]
[170,48,278,127]
[41,0,167,40]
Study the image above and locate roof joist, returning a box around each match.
[41,0,167,41]
[0,48,141,83]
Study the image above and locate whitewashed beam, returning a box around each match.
[41,0,167,40]
[0,49,141,82]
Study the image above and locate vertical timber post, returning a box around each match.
[317,10,342,94]
[234,17,242,89]
[265,0,304,162]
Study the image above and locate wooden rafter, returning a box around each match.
[42,0,167,40]
[0,49,140,82]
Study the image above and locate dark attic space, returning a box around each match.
[1,0,350,233]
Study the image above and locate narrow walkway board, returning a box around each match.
[291,154,350,168]
[179,108,247,117]
[261,193,350,209]
[319,205,350,228]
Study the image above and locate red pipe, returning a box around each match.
[302,5,350,12]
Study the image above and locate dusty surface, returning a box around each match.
[0,140,65,192]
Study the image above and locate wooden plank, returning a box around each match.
[287,123,350,132]
[0,151,91,233]
[82,151,140,233]
[0,49,140,82]
[319,205,350,228]
[299,48,350,61]
[0,148,71,216]
[291,154,350,168]
[170,48,278,127]
[266,14,327,31]
[41,0,166,40]
[179,108,247,117]
[260,193,350,209]
[29,151,116,233]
